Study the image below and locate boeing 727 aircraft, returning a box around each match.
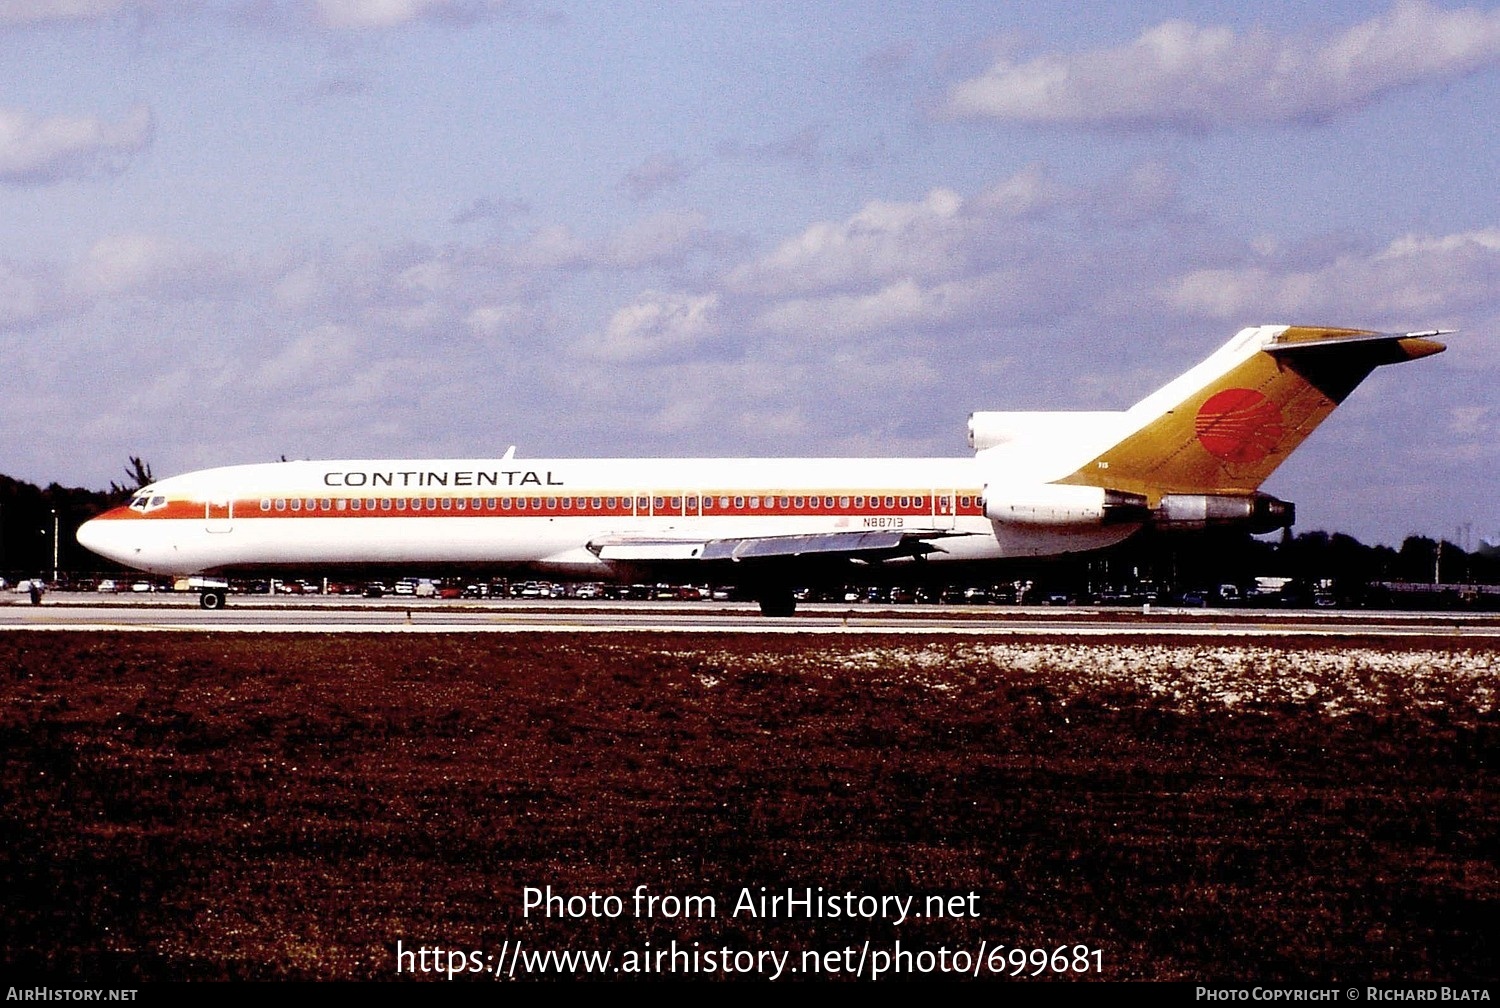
[77,324,1446,614]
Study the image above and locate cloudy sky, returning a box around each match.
[3,0,1496,547]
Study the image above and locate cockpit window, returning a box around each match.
[129,495,149,512]
[129,494,167,513]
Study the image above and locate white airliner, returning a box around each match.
[77,324,1446,614]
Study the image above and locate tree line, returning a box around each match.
[0,458,149,579]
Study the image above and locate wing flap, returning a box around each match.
[590,528,963,564]
[592,541,708,561]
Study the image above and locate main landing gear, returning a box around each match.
[198,589,227,610]
[755,587,797,618]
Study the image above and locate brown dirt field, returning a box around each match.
[1,632,1495,982]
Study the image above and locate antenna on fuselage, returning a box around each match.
[502,445,516,460]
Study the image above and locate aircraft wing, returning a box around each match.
[588,528,967,565]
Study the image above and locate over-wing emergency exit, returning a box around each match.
[77,325,1447,614]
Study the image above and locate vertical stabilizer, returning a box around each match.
[1057,325,1446,501]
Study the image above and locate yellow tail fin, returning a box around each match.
[1058,325,1446,501]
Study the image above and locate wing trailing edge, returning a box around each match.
[588,528,967,564]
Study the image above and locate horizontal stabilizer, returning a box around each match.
[1264,327,1450,358]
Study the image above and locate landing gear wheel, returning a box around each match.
[756,589,796,617]
[199,589,227,610]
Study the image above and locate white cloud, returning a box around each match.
[500,224,590,271]
[313,0,501,29]
[0,105,151,184]
[597,291,718,362]
[246,324,363,393]
[602,210,712,269]
[68,233,211,296]
[946,2,1500,129]
[0,0,130,25]
[1162,228,1500,321]
[464,303,530,339]
[727,187,967,297]
[756,279,942,339]
[0,0,505,30]
[968,165,1073,218]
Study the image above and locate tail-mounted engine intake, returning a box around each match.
[983,484,1149,527]
[1153,493,1294,534]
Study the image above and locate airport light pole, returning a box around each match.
[51,509,59,584]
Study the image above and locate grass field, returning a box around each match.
[1,632,1494,981]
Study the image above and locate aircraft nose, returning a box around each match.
[76,511,131,565]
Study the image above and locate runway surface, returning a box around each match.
[4,591,1498,637]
